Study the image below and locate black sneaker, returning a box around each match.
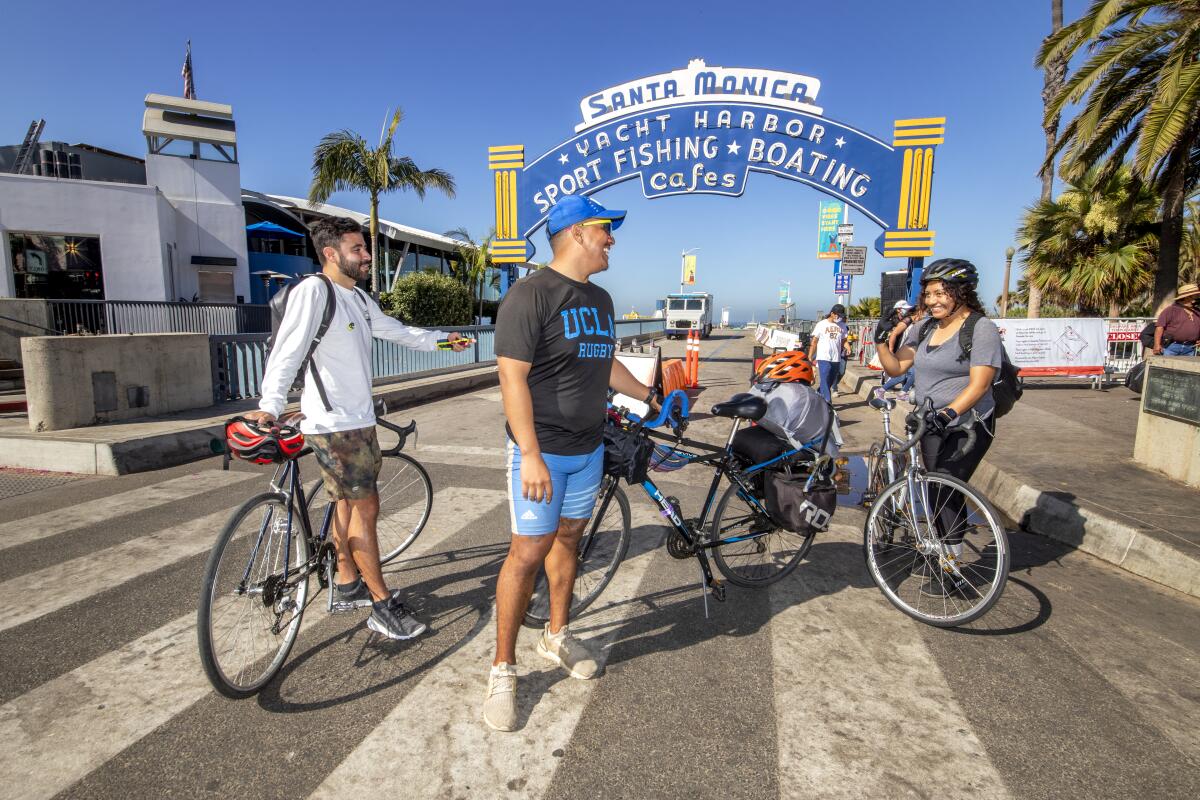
[331,579,373,613]
[367,600,428,640]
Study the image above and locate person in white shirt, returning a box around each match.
[242,216,469,640]
[808,304,846,403]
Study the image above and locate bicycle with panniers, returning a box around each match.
[524,387,839,625]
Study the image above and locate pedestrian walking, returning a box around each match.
[484,195,659,732]
[243,216,471,640]
[808,304,846,403]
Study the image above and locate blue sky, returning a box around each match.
[0,0,1088,322]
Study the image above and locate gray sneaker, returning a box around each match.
[536,624,601,679]
[483,662,518,732]
[331,579,372,613]
[367,600,428,640]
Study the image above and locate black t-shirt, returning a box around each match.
[494,267,616,455]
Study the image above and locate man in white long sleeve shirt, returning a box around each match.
[243,216,469,640]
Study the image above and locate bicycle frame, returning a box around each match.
[872,404,952,557]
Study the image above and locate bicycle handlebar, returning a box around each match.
[624,389,690,433]
[891,398,980,461]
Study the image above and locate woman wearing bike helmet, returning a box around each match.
[876,258,1002,483]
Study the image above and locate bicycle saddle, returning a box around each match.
[711,393,767,421]
[868,395,897,411]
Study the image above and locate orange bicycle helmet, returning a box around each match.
[224,417,305,464]
[755,350,815,384]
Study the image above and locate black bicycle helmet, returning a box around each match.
[920,258,979,289]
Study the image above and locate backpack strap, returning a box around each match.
[916,317,938,345]
[957,312,982,363]
[300,274,337,412]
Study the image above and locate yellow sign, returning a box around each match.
[682,254,696,285]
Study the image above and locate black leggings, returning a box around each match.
[918,416,995,545]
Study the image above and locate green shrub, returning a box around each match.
[380,272,472,327]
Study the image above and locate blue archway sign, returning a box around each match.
[488,60,944,287]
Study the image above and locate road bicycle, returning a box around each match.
[197,408,433,698]
[861,394,1009,626]
[524,389,836,626]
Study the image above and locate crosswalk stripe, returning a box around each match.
[0,470,251,552]
[770,524,1011,799]
[310,500,669,800]
[0,487,506,800]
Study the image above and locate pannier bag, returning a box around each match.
[602,418,654,485]
[764,471,837,534]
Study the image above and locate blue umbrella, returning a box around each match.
[246,221,304,238]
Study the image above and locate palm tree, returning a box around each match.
[1017,165,1160,315]
[308,108,456,293]
[848,296,881,318]
[1030,0,1068,319]
[445,227,500,323]
[1038,0,1200,310]
[1180,190,1200,283]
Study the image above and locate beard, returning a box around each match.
[334,252,370,283]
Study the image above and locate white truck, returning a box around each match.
[664,292,714,339]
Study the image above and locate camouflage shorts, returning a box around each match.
[306,426,382,501]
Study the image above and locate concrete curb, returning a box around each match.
[841,364,1200,599]
[0,365,500,476]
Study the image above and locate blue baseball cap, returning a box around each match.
[546,194,626,236]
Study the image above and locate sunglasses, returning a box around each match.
[577,220,613,234]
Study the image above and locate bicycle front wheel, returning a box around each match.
[377,453,433,564]
[863,472,1009,627]
[711,482,815,588]
[198,492,311,698]
[524,476,631,627]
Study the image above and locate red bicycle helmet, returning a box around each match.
[755,350,815,384]
[224,417,304,464]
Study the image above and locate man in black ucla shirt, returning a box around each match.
[484,195,657,731]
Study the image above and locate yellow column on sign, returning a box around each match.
[487,145,527,263]
[682,254,696,285]
[883,118,944,258]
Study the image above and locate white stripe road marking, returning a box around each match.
[0,470,251,552]
[0,487,506,800]
[309,502,669,800]
[771,523,1011,800]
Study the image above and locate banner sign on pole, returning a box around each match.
[818,200,846,260]
[834,274,852,294]
[779,282,791,305]
[682,254,696,285]
[996,318,1106,376]
[836,223,855,244]
[839,245,867,275]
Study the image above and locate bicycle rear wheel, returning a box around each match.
[524,476,631,627]
[198,492,311,698]
[301,451,432,565]
[863,472,1009,627]
[711,482,815,588]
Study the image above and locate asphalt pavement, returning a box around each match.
[0,331,1197,799]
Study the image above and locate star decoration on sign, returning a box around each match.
[727,141,742,156]
[834,136,847,148]
[558,153,569,165]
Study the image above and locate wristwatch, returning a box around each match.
[643,387,658,405]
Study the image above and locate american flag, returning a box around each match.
[181,40,195,99]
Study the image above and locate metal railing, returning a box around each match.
[210,319,665,403]
[47,300,271,336]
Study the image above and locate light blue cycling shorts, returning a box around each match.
[506,440,604,535]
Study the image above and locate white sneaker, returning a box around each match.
[483,662,518,731]
[536,624,601,679]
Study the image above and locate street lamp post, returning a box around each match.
[1001,246,1015,318]
[680,247,700,294]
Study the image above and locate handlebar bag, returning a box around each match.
[764,472,837,534]
[602,419,654,485]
